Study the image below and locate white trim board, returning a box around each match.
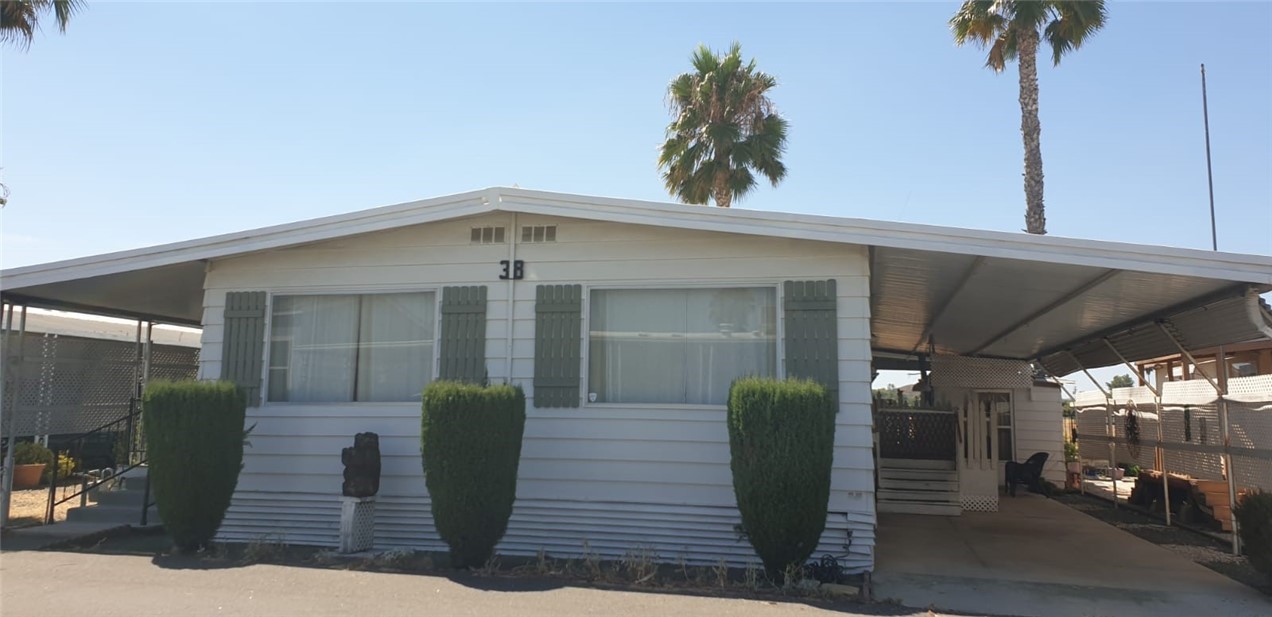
[5,186,1271,292]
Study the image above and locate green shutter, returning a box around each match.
[221,291,267,407]
[439,286,488,383]
[784,280,838,400]
[534,284,582,408]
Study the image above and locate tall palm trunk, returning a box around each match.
[1017,28,1046,235]
[713,166,732,208]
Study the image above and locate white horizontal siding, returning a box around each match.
[205,212,876,572]
[1017,385,1065,483]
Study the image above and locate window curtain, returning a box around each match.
[268,292,435,403]
[357,293,434,402]
[589,288,776,405]
[270,295,359,402]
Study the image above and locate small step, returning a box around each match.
[879,468,958,482]
[65,503,159,525]
[121,475,151,492]
[878,501,962,516]
[878,478,959,492]
[877,488,959,503]
[878,458,956,471]
[87,489,150,507]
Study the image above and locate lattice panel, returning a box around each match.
[1228,375,1272,403]
[930,356,1033,390]
[339,497,376,553]
[876,409,956,460]
[2,332,199,438]
[961,495,998,512]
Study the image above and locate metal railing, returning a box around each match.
[44,399,153,525]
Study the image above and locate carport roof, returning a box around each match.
[3,187,1270,374]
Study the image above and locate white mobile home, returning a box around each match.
[4,188,1270,573]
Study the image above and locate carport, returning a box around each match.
[873,494,1271,617]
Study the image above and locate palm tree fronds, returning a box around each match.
[658,43,789,207]
[1044,1,1108,65]
[1,0,84,48]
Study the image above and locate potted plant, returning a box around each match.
[1064,441,1081,474]
[12,442,53,490]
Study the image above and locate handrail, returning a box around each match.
[44,399,151,526]
[876,406,957,415]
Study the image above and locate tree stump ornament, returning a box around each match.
[341,432,381,498]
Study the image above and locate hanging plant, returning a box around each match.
[1124,401,1141,460]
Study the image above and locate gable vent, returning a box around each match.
[521,225,557,243]
[471,226,506,244]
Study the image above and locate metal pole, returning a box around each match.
[0,303,11,525]
[1218,356,1240,555]
[1156,387,1170,526]
[1076,358,1117,508]
[1157,322,1239,553]
[1201,64,1218,252]
[1,306,27,527]
[126,320,142,466]
[1200,63,1235,549]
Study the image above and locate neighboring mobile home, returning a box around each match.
[3,188,1270,573]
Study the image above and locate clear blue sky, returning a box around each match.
[3,1,1271,390]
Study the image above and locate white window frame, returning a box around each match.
[259,286,444,407]
[580,281,785,410]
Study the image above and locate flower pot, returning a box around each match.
[1066,461,1081,474]
[13,463,45,490]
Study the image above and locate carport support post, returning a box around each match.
[1075,355,1116,509]
[1155,322,1240,555]
[1103,339,1170,525]
[1,305,27,527]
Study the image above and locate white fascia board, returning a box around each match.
[2,191,494,289]
[495,187,1272,285]
[5,186,1271,292]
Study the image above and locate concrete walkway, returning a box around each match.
[873,494,1271,617]
[0,521,125,551]
[0,550,933,617]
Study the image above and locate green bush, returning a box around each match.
[421,381,526,568]
[44,451,81,485]
[727,377,836,577]
[13,441,53,466]
[1235,490,1272,576]
[143,380,248,552]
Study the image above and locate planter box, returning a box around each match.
[13,463,45,490]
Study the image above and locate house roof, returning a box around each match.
[3,187,1271,375]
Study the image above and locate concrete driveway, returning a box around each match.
[873,494,1271,617]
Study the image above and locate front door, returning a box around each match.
[957,391,1013,511]
[977,391,1014,485]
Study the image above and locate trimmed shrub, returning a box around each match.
[727,377,836,577]
[143,380,248,552]
[13,441,53,467]
[1234,490,1272,576]
[421,381,526,568]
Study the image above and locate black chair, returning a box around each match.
[1005,452,1049,497]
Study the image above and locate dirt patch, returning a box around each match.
[1054,493,1271,595]
[5,488,76,526]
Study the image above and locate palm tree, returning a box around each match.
[1,0,84,48]
[659,43,788,208]
[950,1,1107,235]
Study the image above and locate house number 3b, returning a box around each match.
[499,260,525,280]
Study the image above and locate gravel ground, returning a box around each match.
[1054,493,1270,595]
[4,488,75,526]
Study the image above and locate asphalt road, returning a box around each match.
[0,551,938,617]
